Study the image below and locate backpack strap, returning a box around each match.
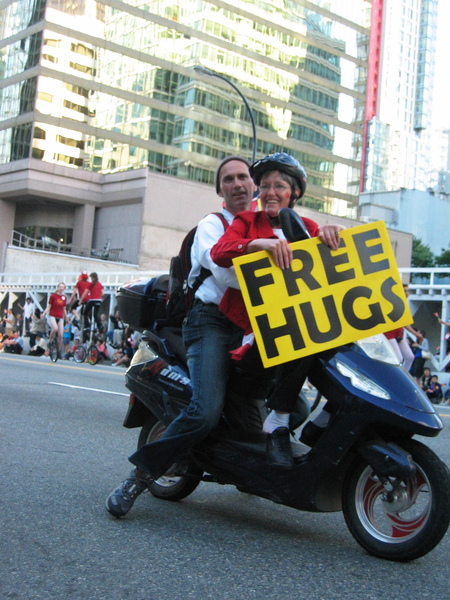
[191,212,229,293]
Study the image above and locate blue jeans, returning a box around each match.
[129,301,243,479]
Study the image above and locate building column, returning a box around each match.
[0,199,16,252]
[72,204,96,256]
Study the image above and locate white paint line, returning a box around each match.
[49,381,129,397]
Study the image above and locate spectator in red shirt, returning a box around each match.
[67,271,90,326]
[81,272,104,333]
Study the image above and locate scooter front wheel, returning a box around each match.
[342,438,450,561]
[138,416,202,502]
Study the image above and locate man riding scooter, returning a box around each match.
[106,156,255,517]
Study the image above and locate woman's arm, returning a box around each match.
[438,317,450,327]
[245,238,293,269]
[405,324,423,343]
[210,213,257,268]
[42,300,52,317]
[194,214,241,289]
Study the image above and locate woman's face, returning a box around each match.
[259,171,295,220]
[57,283,66,294]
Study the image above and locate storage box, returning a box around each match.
[116,274,169,329]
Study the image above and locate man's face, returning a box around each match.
[218,160,255,216]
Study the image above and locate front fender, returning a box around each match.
[356,438,416,479]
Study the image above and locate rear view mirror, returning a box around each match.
[279,208,311,242]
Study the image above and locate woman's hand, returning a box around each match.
[318,225,345,251]
[247,238,293,269]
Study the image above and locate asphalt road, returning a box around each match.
[1,353,450,600]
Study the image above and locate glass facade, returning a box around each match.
[0,0,371,215]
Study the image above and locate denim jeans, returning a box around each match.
[129,301,243,479]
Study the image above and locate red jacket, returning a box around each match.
[211,211,319,330]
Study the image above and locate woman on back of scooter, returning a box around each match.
[211,152,344,468]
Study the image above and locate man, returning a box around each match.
[29,332,48,356]
[19,297,35,336]
[1,331,24,354]
[425,374,443,404]
[105,156,255,518]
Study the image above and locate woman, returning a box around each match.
[29,308,47,347]
[80,272,104,333]
[42,282,69,355]
[384,284,422,371]
[211,152,343,467]
[67,270,90,326]
[409,329,430,383]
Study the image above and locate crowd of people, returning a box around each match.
[0,271,139,365]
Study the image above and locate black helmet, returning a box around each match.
[250,152,307,198]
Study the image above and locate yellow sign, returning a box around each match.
[233,221,412,368]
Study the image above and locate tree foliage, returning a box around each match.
[435,248,450,267]
[411,236,435,267]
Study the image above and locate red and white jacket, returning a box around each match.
[211,210,319,332]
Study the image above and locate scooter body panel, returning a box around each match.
[122,337,443,515]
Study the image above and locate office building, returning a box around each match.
[0,0,371,266]
[361,0,441,193]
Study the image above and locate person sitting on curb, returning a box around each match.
[29,333,48,356]
[0,331,24,354]
[425,374,443,404]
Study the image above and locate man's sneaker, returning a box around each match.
[105,468,150,518]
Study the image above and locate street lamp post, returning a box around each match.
[193,65,257,163]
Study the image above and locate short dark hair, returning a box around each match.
[215,156,250,194]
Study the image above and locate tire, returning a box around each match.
[137,415,202,502]
[73,345,86,363]
[88,344,98,365]
[342,438,450,561]
[49,339,58,362]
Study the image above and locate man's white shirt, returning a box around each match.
[188,208,240,306]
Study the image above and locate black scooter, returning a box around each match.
[116,211,450,562]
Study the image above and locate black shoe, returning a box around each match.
[299,422,325,447]
[266,427,294,468]
[105,468,150,518]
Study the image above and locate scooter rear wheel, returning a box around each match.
[342,438,450,561]
[138,416,202,501]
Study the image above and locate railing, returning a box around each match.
[399,267,450,291]
[0,270,165,293]
[3,266,450,376]
[10,230,126,263]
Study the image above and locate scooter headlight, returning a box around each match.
[130,341,157,366]
[355,334,400,366]
[335,361,391,400]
